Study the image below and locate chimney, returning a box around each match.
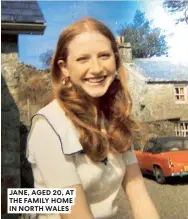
[116,36,132,63]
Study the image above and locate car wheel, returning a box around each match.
[153,167,166,184]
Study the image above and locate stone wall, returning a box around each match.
[147,120,175,140]
[1,34,20,218]
[143,83,188,121]
[124,62,188,139]
[124,63,152,122]
[126,66,188,123]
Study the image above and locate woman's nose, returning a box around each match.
[90,58,103,74]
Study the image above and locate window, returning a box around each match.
[163,140,183,152]
[152,144,162,153]
[175,122,188,137]
[174,86,187,103]
[144,141,154,152]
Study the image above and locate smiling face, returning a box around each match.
[58,31,117,98]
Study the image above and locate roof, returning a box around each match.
[1,0,46,35]
[127,58,188,83]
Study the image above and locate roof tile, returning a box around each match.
[1,14,13,22]
[133,58,188,82]
[1,1,45,24]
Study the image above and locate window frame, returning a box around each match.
[175,121,188,137]
[174,85,188,104]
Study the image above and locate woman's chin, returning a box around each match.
[85,88,108,98]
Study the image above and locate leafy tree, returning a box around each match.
[40,49,54,68]
[163,0,188,24]
[118,10,169,58]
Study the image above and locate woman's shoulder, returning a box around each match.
[33,99,67,131]
[29,99,83,155]
[36,99,65,117]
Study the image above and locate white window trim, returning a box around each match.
[174,85,188,104]
[175,121,188,137]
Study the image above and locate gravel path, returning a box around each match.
[114,176,188,219]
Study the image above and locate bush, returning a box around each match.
[18,63,52,106]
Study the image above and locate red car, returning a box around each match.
[135,136,188,184]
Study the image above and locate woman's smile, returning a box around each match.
[83,75,107,85]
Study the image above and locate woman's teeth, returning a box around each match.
[85,76,105,83]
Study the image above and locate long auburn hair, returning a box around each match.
[51,17,140,162]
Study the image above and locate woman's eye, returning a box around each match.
[76,57,88,62]
[100,53,111,58]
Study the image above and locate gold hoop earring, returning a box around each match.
[62,76,70,85]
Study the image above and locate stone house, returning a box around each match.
[1,1,46,217]
[119,43,188,139]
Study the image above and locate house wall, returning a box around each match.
[146,120,175,140]
[125,62,188,123]
[125,64,152,122]
[124,62,188,138]
[143,83,188,121]
[1,34,20,216]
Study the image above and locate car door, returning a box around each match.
[151,142,163,167]
[141,141,155,171]
[183,139,188,172]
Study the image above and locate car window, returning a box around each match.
[152,144,162,153]
[144,141,154,152]
[163,140,183,152]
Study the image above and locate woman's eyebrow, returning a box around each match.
[75,53,90,57]
[99,50,112,53]
[73,49,113,59]
[76,50,112,56]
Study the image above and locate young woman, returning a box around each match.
[27,17,160,219]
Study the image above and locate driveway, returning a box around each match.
[115,176,188,219]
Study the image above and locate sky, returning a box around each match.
[19,0,188,69]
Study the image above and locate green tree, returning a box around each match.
[163,0,188,24]
[118,10,169,58]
